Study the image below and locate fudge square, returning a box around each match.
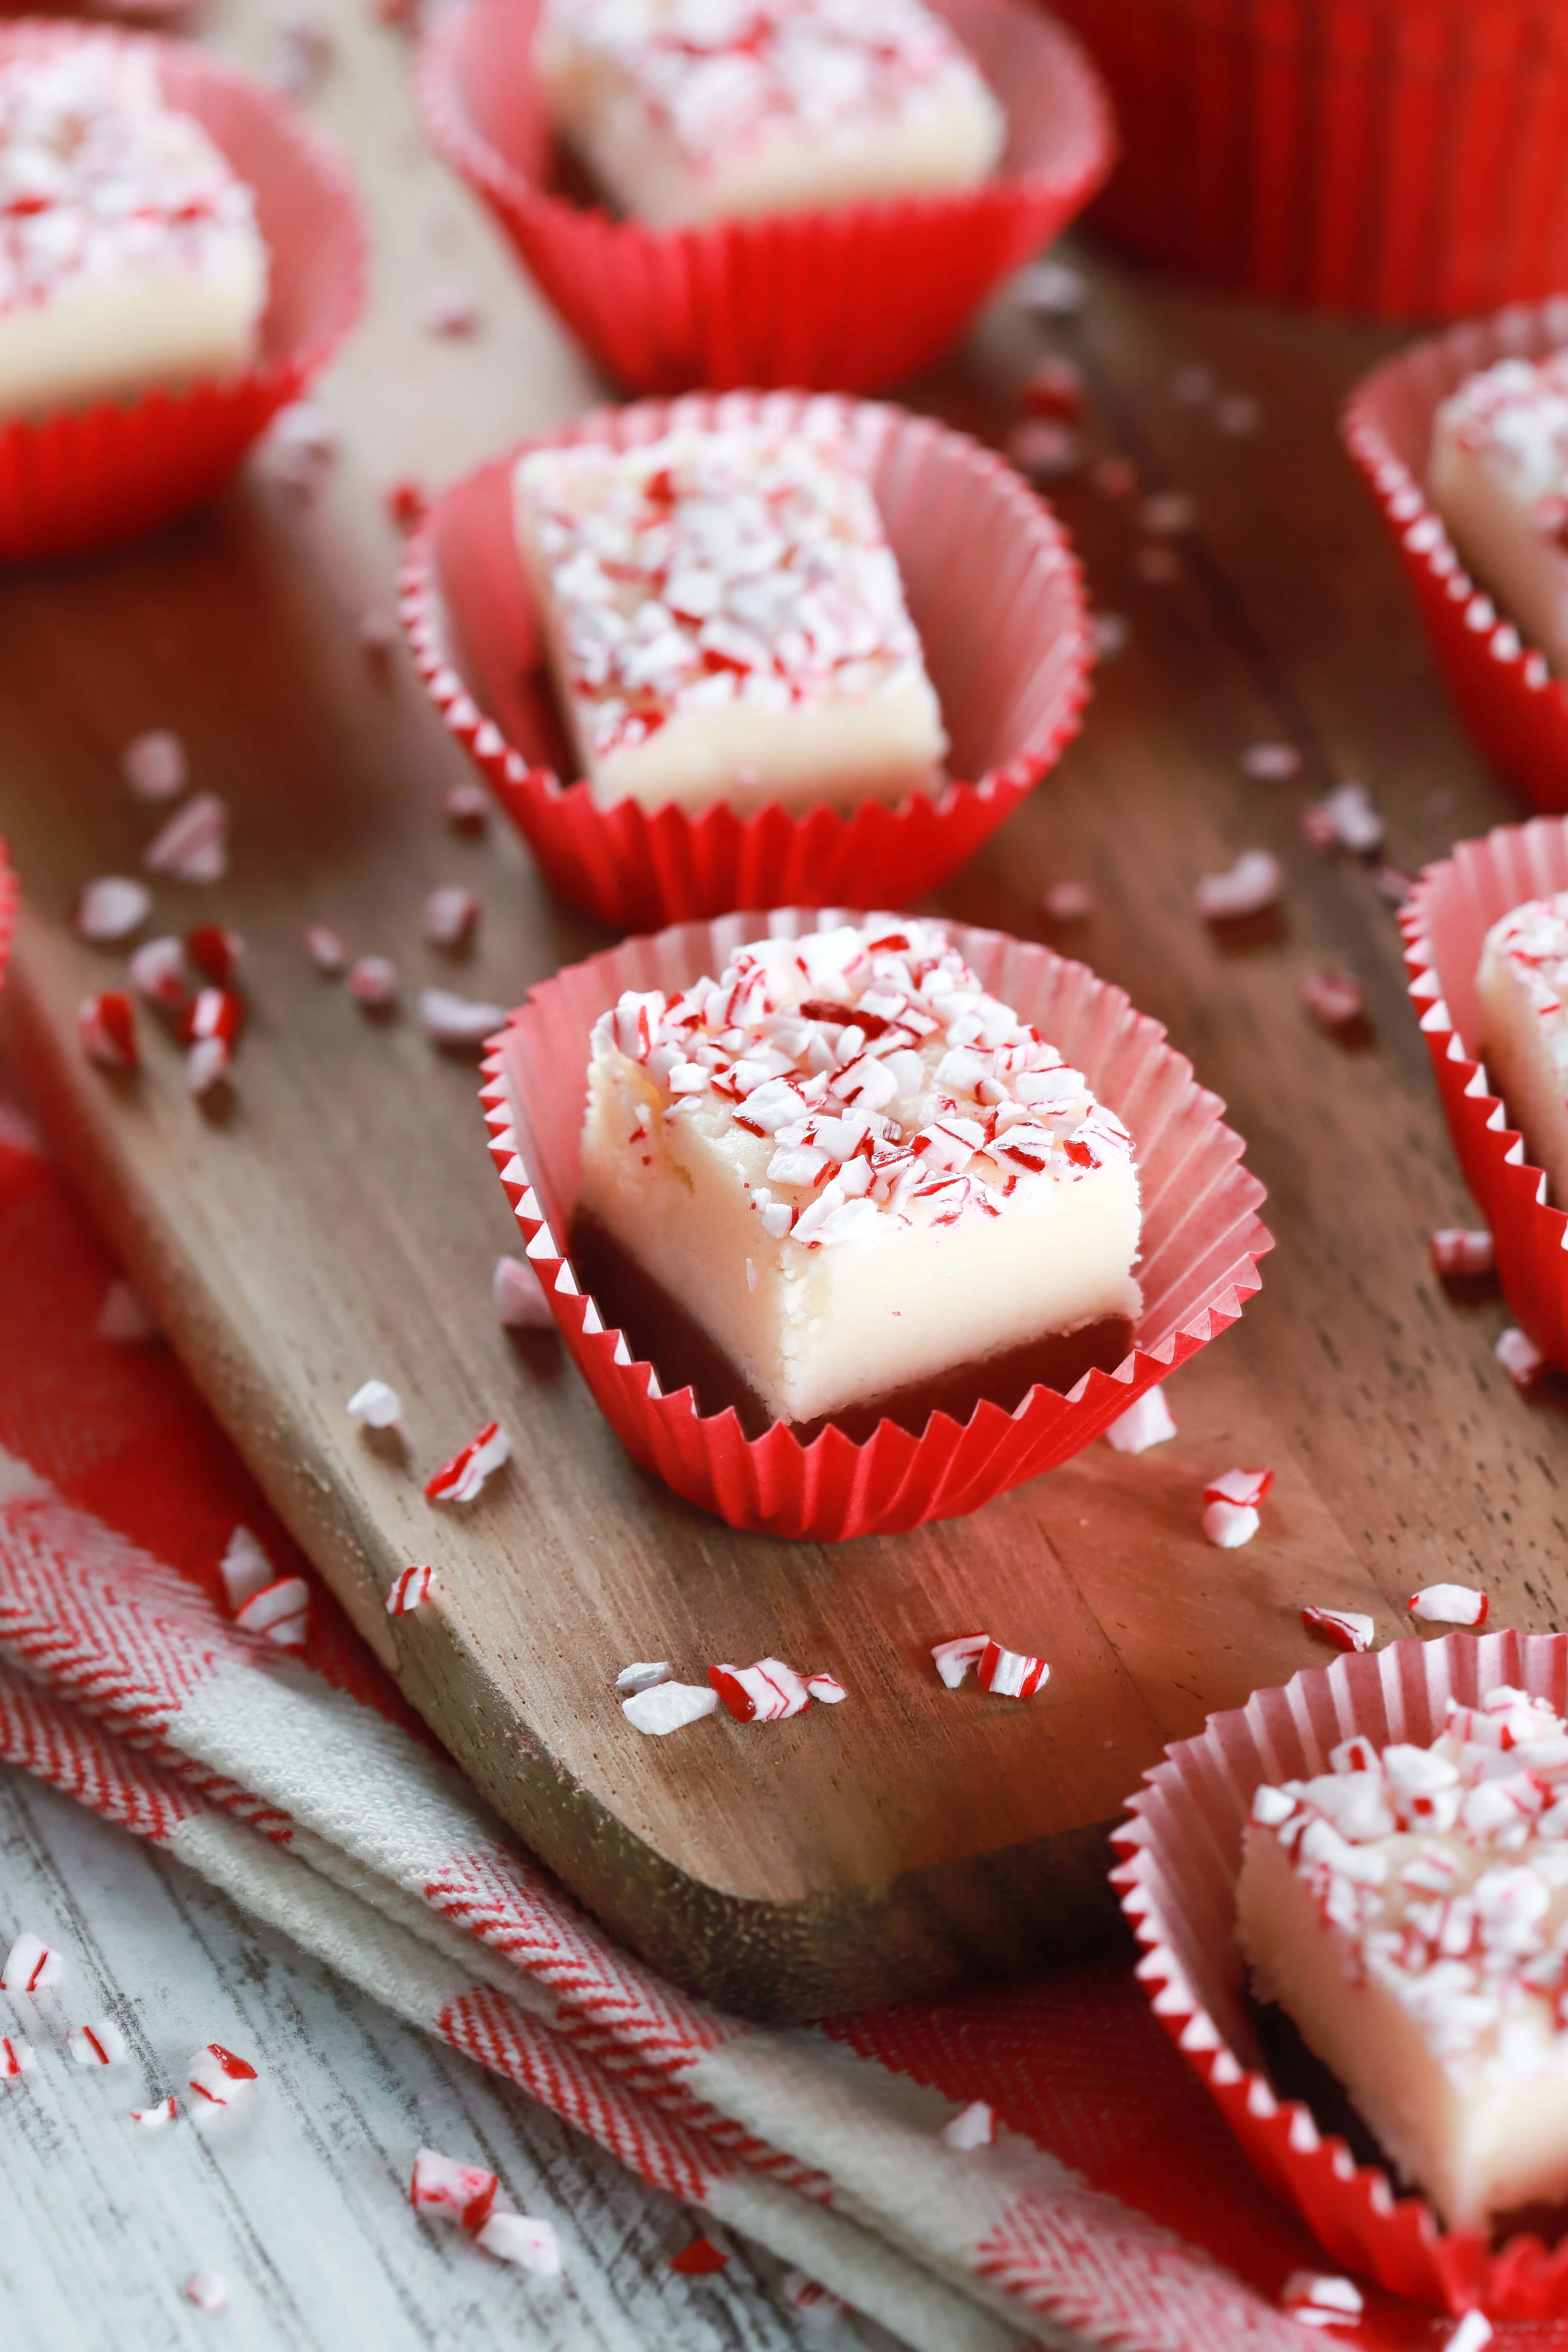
[1431,352,1568,675]
[576,917,1142,1429]
[515,421,950,818]
[1478,890,1568,1208]
[535,0,1005,229]
[0,40,267,423]
[1237,1684,1568,2233]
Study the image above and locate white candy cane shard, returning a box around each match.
[1005,418,1081,483]
[1205,1467,1274,1509]
[1196,848,1283,922]
[75,876,152,943]
[422,285,482,338]
[493,1253,554,1332]
[1301,781,1384,856]
[622,1682,718,1735]
[615,1661,673,1695]
[1240,742,1302,782]
[122,729,187,802]
[977,1642,1049,1699]
[1141,490,1196,536]
[710,1659,811,1722]
[233,1576,310,1648]
[185,1036,231,1100]
[304,921,348,975]
[2,1932,62,1994]
[1301,1607,1374,1654]
[359,608,397,658]
[386,1565,435,1616]
[782,2271,846,2323]
[184,2271,228,2313]
[942,2099,997,2151]
[1015,256,1087,315]
[410,2147,499,2230]
[67,2019,127,2067]
[475,2212,562,2275]
[1298,970,1366,1031]
[1104,1387,1176,1453]
[219,1525,273,1614]
[932,1634,988,1689]
[804,1672,847,1704]
[348,955,399,1007]
[1443,2316,1493,2352]
[419,988,507,1049]
[1409,1583,1489,1627]
[97,1280,159,1343]
[347,1378,401,1429]
[1497,1326,1547,1388]
[423,885,479,948]
[128,935,189,1010]
[1431,1228,1494,1278]
[131,2095,178,2128]
[1281,2271,1364,2328]
[144,793,229,884]
[424,1421,509,1503]
[0,2036,32,2078]
[186,2044,258,2122]
[1042,879,1093,922]
[1089,612,1128,663]
[1203,1499,1260,1548]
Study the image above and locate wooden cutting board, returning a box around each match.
[1,0,1560,2026]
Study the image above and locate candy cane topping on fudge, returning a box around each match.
[514,422,948,815]
[1237,1684,1568,2230]
[1432,354,1568,674]
[1477,890,1568,1210]
[576,918,1142,1429]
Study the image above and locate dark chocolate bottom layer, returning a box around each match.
[570,1212,1135,1443]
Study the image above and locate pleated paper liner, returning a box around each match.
[0,840,14,996]
[1113,1630,1568,2320]
[1344,297,1568,817]
[415,0,1113,397]
[479,906,1271,1543]
[401,389,1092,933]
[0,22,364,563]
[1402,815,1568,1373]
[1050,0,1568,321]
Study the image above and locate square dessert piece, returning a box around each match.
[1477,890,1568,1207]
[574,917,1142,1432]
[535,0,1006,229]
[1431,354,1568,674]
[0,41,268,423]
[1237,1685,1568,2233]
[515,423,949,818]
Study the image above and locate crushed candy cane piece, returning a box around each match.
[75,875,151,943]
[97,1280,159,1343]
[67,2019,127,2067]
[220,1526,273,1613]
[977,1641,1049,1699]
[1104,1387,1176,1453]
[185,2271,228,2313]
[386,1565,435,1615]
[418,988,507,1048]
[2,1932,62,1994]
[710,1659,811,1722]
[144,792,229,884]
[1015,256,1086,315]
[422,284,482,337]
[622,1681,718,1735]
[130,2095,178,2128]
[122,728,186,802]
[409,2147,498,2231]
[185,925,243,986]
[1301,1607,1374,1654]
[475,2212,562,2274]
[1020,355,1084,419]
[304,921,348,975]
[1205,1468,1274,1509]
[1282,2271,1364,2328]
[1090,611,1128,662]
[423,885,479,949]
[1409,1583,1488,1627]
[185,1038,231,1100]
[79,991,138,1070]
[1043,879,1093,922]
[385,478,427,531]
[1432,1228,1494,1278]
[932,1634,988,1689]
[616,1661,674,1695]
[347,1378,401,1429]
[128,935,188,1011]
[425,1420,510,1503]
[268,397,335,466]
[942,2099,997,2150]
[442,781,489,834]
[182,987,244,1049]
[670,2238,729,2275]
[1301,780,1384,856]
[782,2271,846,2322]
[1217,392,1262,437]
[1240,742,1302,782]
[1006,418,1081,482]
[1196,848,1283,922]
[1298,969,1366,1031]
[804,1673,847,1704]
[0,2035,31,2077]
[233,1576,310,1648]
[1444,2317,1493,2352]
[1141,490,1196,536]
[348,955,398,1008]
[1497,1326,1546,1388]
[1203,1465,1272,1548]
[493,1252,554,1332]
[186,2043,258,2121]
[359,608,397,659]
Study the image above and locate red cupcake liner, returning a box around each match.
[1402,814,1568,1371]
[1344,300,1568,818]
[0,841,14,996]
[0,21,364,563]
[479,906,1271,1542]
[401,388,1092,933]
[1113,1630,1568,2319]
[1049,0,1568,321]
[415,0,1113,396]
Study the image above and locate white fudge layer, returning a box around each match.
[1478,890,1568,1209]
[577,917,1141,1427]
[1431,354,1568,675]
[536,0,1005,229]
[1237,1685,1568,2233]
[0,41,267,422]
[516,422,948,817]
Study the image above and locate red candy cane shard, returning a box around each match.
[709,1660,810,1723]
[803,1673,847,1705]
[1409,1583,1489,1627]
[1430,1228,1495,1278]
[128,935,189,1012]
[2,1931,62,1994]
[0,2036,32,2078]
[184,2271,228,2313]
[131,2096,179,2129]
[181,988,244,1049]
[384,478,427,531]
[185,926,244,987]
[442,782,489,835]
[932,1635,989,1689]
[233,1576,310,1648]
[186,2045,258,2124]
[386,1565,435,1616]
[423,886,479,949]
[67,2019,128,2067]
[475,2212,562,2275]
[782,2271,847,2321]
[1282,2271,1364,2327]
[424,1421,510,1504]
[79,991,138,1071]
[409,2147,498,2232]
[669,2238,729,2275]
[348,954,399,1008]
[1204,1467,1274,1509]
[942,2099,997,2150]
[1301,1608,1375,1654]
[144,792,229,884]
[976,1643,1050,1700]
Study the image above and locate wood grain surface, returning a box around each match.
[0,0,1555,2026]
